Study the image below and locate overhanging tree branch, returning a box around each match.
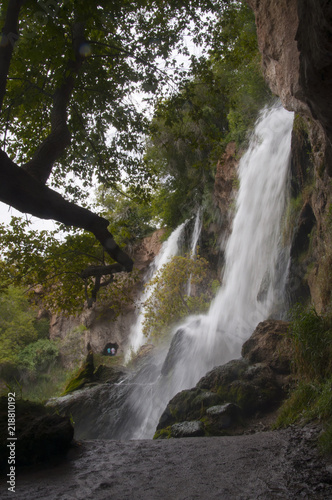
[0,149,133,271]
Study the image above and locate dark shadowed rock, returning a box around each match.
[161,328,194,376]
[205,403,242,434]
[156,388,222,430]
[197,359,249,391]
[0,397,74,470]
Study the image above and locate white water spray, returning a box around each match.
[187,207,203,296]
[127,105,294,438]
[125,221,188,360]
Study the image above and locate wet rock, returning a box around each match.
[161,328,194,376]
[156,388,222,430]
[213,141,238,236]
[205,403,241,433]
[156,321,293,437]
[197,359,249,391]
[47,346,162,440]
[224,364,283,416]
[0,397,74,470]
[131,344,156,369]
[62,349,95,395]
[171,421,205,438]
[93,364,127,384]
[241,320,292,374]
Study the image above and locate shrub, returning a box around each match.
[142,254,217,340]
[17,339,60,376]
[288,305,332,381]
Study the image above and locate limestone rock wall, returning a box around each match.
[247,0,332,312]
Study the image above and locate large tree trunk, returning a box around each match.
[0,150,133,271]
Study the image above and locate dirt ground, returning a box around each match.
[1,425,332,500]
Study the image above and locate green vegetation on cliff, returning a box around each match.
[142,254,219,340]
[276,305,332,453]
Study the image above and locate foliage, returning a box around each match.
[211,9,271,146]
[275,306,332,453]
[0,0,223,200]
[34,317,51,340]
[143,2,271,229]
[0,1,270,311]
[0,287,37,366]
[96,186,157,247]
[0,217,140,315]
[145,73,229,226]
[288,305,332,381]
[142,254,217,340]
[17,338,59,376]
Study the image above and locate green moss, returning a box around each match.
[62,351,94,395]
[153,427,172,439]
[293,114,310,135]
[199,416,225,437]
[319,421,332,455]
[275,382,319,428]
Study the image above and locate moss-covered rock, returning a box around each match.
[155,321,293,437]
[241,320,291,374]
[203,403,242,435]
[93,364,127,384]
[197,359,249,392]
[62,350,95,395]
[153,426,172,440]
[156,388,222,430]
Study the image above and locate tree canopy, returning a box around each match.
[0,1,271,313]
[0,0,221,274]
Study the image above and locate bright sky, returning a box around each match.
[0,202,60,232]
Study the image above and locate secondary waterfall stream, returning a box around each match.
[123,104,294,439]
[125,221,187,360]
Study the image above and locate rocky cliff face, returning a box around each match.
[247,0,332,312]
[247,0,332,145]
[213,141,238,235]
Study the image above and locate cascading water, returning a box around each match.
[187,207,203,296]
[124,104,294,439]
[189,208,202,257]
[125,220,187,361]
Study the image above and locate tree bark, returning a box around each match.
[22,22,86,183]
[0,150,133,271]
[0,0,25,112]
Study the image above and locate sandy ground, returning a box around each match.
[1,427,332,500]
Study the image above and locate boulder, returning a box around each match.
[156,388,222,430]
[0,397,74,470]
[171,421,205,438]
[241,320,292,374]
[155,320,294,438]
[205,403,242,434]
[161,329,193,376]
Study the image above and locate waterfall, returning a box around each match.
[189,207,202,257]
[54,104,294,442]
[187,208,203,296]
[125,104,294,439]
[125,220,187,360]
